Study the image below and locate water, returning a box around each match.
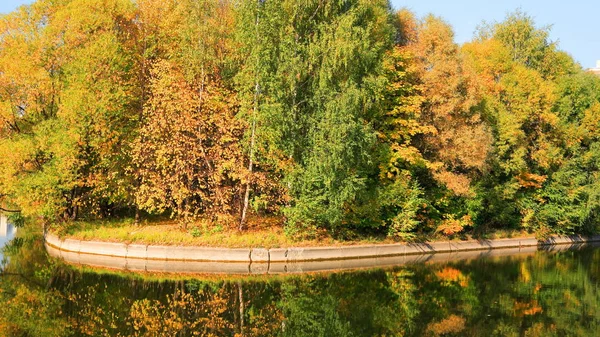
[0,214,16,261]
[1,230,599,336]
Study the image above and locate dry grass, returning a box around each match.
[53,216,536,249]
[55,216,394,248]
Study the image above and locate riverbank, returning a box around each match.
[46,218,600,275]
[45,228,600,263]
[53,217,533,249]
[45,231,600,274]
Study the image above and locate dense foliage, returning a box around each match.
[1,0,600,237]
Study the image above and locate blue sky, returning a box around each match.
[1,0,599,68]
[0,0,29,16]
[390,0,600,69]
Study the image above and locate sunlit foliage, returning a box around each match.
[0,1,599,237]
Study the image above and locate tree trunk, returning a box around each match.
[239,82,258,231]
[238,281,245,335]
[134,206,140,225]
[240,1,262,231]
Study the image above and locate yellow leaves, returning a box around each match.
[387,144,423,167]
[425,315,466,336]
[499,65,557,124]
[516,172,547,189]
[514,300,543,317]
[581,102,600,137]
[133,59,249,222]
[462,39,512,93]
[435,215,472,236]
[435,267,470,287]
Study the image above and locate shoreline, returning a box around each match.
[45,232,600,274]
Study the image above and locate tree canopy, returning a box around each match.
[0,1,599,238]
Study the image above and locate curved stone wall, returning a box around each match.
[45,233,600,274]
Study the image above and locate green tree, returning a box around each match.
[236,0,395,236]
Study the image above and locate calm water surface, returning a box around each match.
[1,229,599,337]
[0,214,16,262]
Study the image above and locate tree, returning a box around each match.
[374,9,431,237]
[52,0,139,219]
[477,10,578,80]
[235,0,395,236]
[462,11,582,231]
[0,0,72,220]
[403,14,492,197]
[132,60,244,223]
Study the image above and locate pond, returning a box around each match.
[0,214,17,262]
[1,227,599,337]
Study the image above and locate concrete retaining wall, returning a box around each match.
[45,233,600,274]
[45,233,252,262]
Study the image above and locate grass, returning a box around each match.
[53,215,395,248]
[51,215,536,249]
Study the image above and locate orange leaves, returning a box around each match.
[514,300,543,317]
[395,14,492,195]
[435,215,472,236]
[516,172,547,189]
[425,314,466,336]
[432,171,473,197]
[132,59,246,222]
[436,267,468,284]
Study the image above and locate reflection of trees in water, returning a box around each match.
[1,236,599,336]
[0,230,69,337]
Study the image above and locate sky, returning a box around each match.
[390,0,600,69]
[0,0,599,68]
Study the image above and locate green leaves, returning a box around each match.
[236,0,394,234]
[0,1,599,237]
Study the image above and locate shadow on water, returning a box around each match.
[1,228,600,336]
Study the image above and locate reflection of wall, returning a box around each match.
[0,214,7,237]
[0,214,14,238]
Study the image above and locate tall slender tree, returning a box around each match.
[235,0,395,235]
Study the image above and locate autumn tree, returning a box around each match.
[0,0,74,220]
[132,60,244,223]
[132,0,246,224]
[374,11,493,237]
[403,14,492,197]
[461,11,590,232]
[1,1,599,238]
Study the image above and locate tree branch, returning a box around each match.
[0,207,21,213]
